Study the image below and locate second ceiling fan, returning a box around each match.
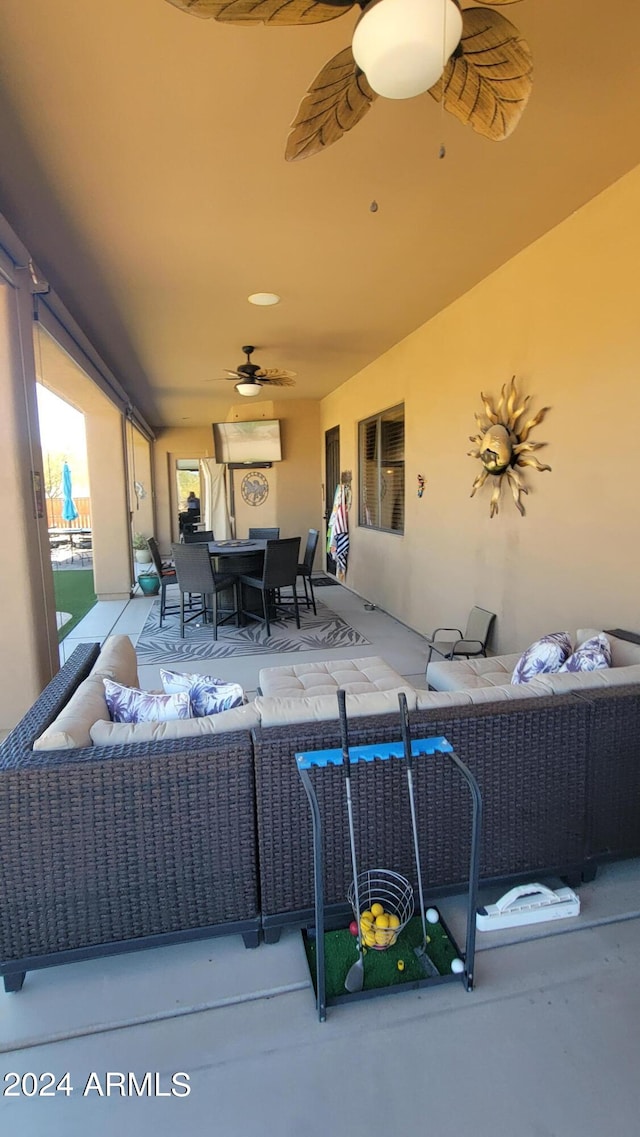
[213,346,297,397]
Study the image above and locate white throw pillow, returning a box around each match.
[103,679,192,723]
[511,632,572,685]
[559,633,611,673]
[160,669,245,717]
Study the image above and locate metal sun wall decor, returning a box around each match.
[468,376,551,518]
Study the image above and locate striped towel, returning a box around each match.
[329,485,349,582]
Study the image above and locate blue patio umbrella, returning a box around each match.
[61,461,79,523]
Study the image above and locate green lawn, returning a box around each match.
[53,569,97,643]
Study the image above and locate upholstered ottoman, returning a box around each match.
[256,656,416,725]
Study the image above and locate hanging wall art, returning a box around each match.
[241,471,269,508]
[468,376,551,517]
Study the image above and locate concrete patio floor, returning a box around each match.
[4,583,639,1135]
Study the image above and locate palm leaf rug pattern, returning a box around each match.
[135,598,370,664]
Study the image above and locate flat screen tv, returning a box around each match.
[212,419,282,464]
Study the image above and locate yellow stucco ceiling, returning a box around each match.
[1,0,639,428]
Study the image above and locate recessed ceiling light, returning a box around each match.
[248,292,281,307]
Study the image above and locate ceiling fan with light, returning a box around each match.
[165,0,533,160]
[211,345,297,396]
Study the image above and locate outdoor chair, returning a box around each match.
[147,537,180,627]
[296,528,320,615]
[248,527,280,540]
[424,606,496,672]
[237,537,300,637]
[182,529,214,544]
[171,543,239,640]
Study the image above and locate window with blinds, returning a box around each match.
[358,404,404,533]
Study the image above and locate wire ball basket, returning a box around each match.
[348,868,414,950]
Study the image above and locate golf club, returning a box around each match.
[338,689,365,994]
[398,692,439,978]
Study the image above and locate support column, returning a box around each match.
[84,408,132,601]
[0,269,59,731]
[127,423,154,542]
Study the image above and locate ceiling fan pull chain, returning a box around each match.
[439,2,448,160]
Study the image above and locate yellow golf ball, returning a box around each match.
[375,929,393,946]
[397,959,405,971]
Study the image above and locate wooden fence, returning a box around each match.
[47,496,92,530]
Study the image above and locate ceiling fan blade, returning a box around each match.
[258,374,296,387]
[286,46,377,162]
[223,369,243,378]
[428,7,533,141]
[164,0,355,25]
[255,367,297,381]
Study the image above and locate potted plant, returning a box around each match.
[132,532,152,564]
[137,570,161,596]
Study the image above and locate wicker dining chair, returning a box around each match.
[182,529,214,544]
[248,527,280,540]
[237,537,300,637]
[296,528,320,615]
[146,537,179,627]
[171,543,239,639]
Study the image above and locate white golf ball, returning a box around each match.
[426,907,439,924]
[450,957,464,974]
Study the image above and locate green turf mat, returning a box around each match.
[304,916,461,999]
[54,569,97,643]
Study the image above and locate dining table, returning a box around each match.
[207,538,268,622]
[206,538,267,557]
[48,526,92,562]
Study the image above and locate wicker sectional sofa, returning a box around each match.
[0,643,260,993]
[2,636,640,991]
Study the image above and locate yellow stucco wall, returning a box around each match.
[153,401,322,558]
[320,165,640,654]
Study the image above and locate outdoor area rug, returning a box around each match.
[135,597,370,663]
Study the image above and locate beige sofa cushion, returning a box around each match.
[255,687,417,727]
[259,656,408,698]
[90,701,260,745]
[90,634,140,687]
[426,658,522,692]
[33,673,111,750]
[416,678,551,710]
[536,663,640,694]
[453,655,521,678]
[608,637,640,667]
[33,634,139,750]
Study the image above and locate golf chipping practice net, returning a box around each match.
[296,726,482,1019]
[303,914,462,1001]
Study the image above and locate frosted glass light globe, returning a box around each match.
[235,382,262,397]
[352,0,463,100]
